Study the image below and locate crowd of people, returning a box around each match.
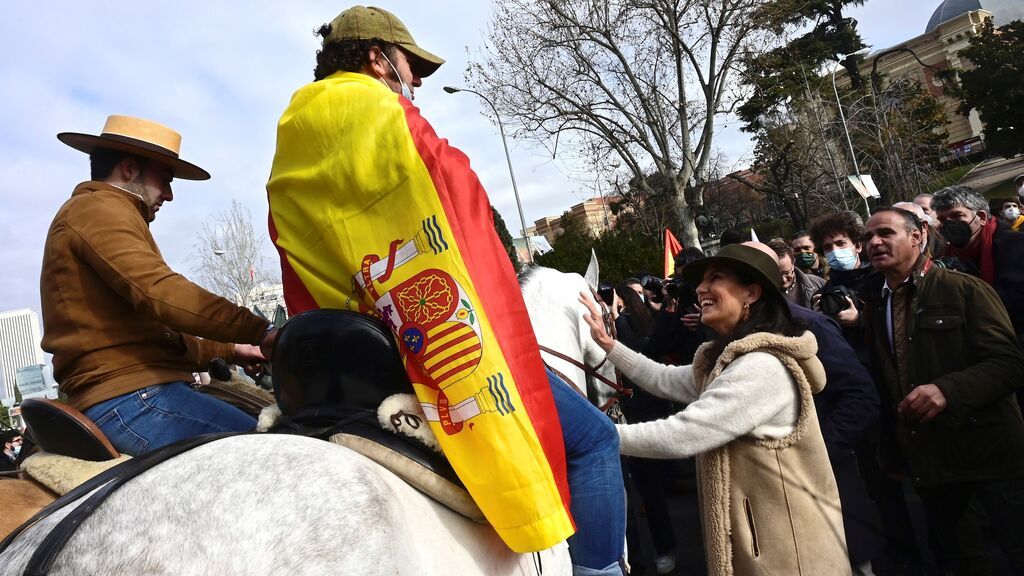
[5,4,1024,575]
[589,181,1024,575]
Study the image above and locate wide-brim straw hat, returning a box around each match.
[57,115,210,180]
[681,244,789,314]
[324,5,445,78]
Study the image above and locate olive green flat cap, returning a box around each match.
[325,6,444,77]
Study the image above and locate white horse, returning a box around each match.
[0,267,617,576]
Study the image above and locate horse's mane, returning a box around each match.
[517,265,542,289]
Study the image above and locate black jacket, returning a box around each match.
[992,220,1024,342]
[821,264,877,366]
[864,260,1024,486]
[789,303,882,563]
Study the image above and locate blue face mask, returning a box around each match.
[826,247,860,271]
[380,52,413,101]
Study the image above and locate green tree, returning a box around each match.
[491,206,522,274]
[534,212,593,275]
[534,212,662,283]
[958,19,1024,158]
[738,0,866,132]
[851,77,948,202]
[0,403,11,429]
[593,231,662,282]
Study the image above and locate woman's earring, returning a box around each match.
[741,301,750,321]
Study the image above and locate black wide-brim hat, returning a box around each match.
[681,244,789,313]
[58,115,210,181]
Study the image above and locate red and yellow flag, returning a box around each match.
[664,228,684,278]
[266,72,573,551]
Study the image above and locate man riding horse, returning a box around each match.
[40,115,278,456]
[266,6,625,574]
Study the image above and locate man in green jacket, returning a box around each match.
[41,115,276,456]
[862,206,1024,575]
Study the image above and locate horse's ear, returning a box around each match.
[583,249,600,292]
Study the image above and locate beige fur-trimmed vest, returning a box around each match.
[691,331,850,576]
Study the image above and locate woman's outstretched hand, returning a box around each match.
[579,292,616,353]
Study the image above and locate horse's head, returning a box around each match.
[520,266,619,409]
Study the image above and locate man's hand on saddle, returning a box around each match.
[234,343,268,378]
[579,292,615,353]
[259,327,279,361]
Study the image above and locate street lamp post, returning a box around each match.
[443,86,533,264]
[831,47,872,218]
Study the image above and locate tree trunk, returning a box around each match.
[670,179,701,251]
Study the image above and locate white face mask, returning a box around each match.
[12,445,21,457]
[1005,206,1021,221]
[379,51,413,101]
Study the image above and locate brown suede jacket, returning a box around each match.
[40,182,270,411]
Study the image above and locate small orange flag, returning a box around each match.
[664,228,684,278]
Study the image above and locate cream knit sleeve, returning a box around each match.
[606,342,701,403]
[614,351,799,459]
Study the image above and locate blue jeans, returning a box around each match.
[548,369,625,574]
[84,382,256,456]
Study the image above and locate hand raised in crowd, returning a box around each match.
[681,305,701,332]
[833,297,860,327]
[811,294,860,327]
[579,292,616,353]
[898,384,948,423]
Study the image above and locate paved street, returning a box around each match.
[960,156,1024,191]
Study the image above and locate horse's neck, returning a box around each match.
[530,304,588,388]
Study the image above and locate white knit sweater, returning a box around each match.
[607,342,800,459]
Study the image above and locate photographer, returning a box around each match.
[809,211,875,366]
[644,251,708,366]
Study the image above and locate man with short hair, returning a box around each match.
[41,115,275,456]
[893,201,947,257]
[767,238,825,308]
[913,193,935,223]
[933,185,1024,345]
[266,7,623,572]
[1,431,21,472]
[862,206,1024,574]
[791,230,827,278]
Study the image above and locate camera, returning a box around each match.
[640,275,664,304]
[664,277,698,310]
[597,283,615,307]
[932,256,979,277]
[816,285,859,317]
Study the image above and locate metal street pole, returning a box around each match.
[831,47,872,218]
[443,86,533,264]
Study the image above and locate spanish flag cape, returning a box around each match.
[266,72,574,551]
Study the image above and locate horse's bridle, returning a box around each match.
[540,290,631,413]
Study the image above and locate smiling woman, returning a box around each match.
[581,243,852,576]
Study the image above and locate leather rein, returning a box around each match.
[539,291,631,413]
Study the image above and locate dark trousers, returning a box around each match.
[917,477,1024,576]
[622,456,678,557]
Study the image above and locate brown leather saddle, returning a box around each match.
[20,398,119,462]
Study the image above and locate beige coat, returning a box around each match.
[691,332,850,576]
